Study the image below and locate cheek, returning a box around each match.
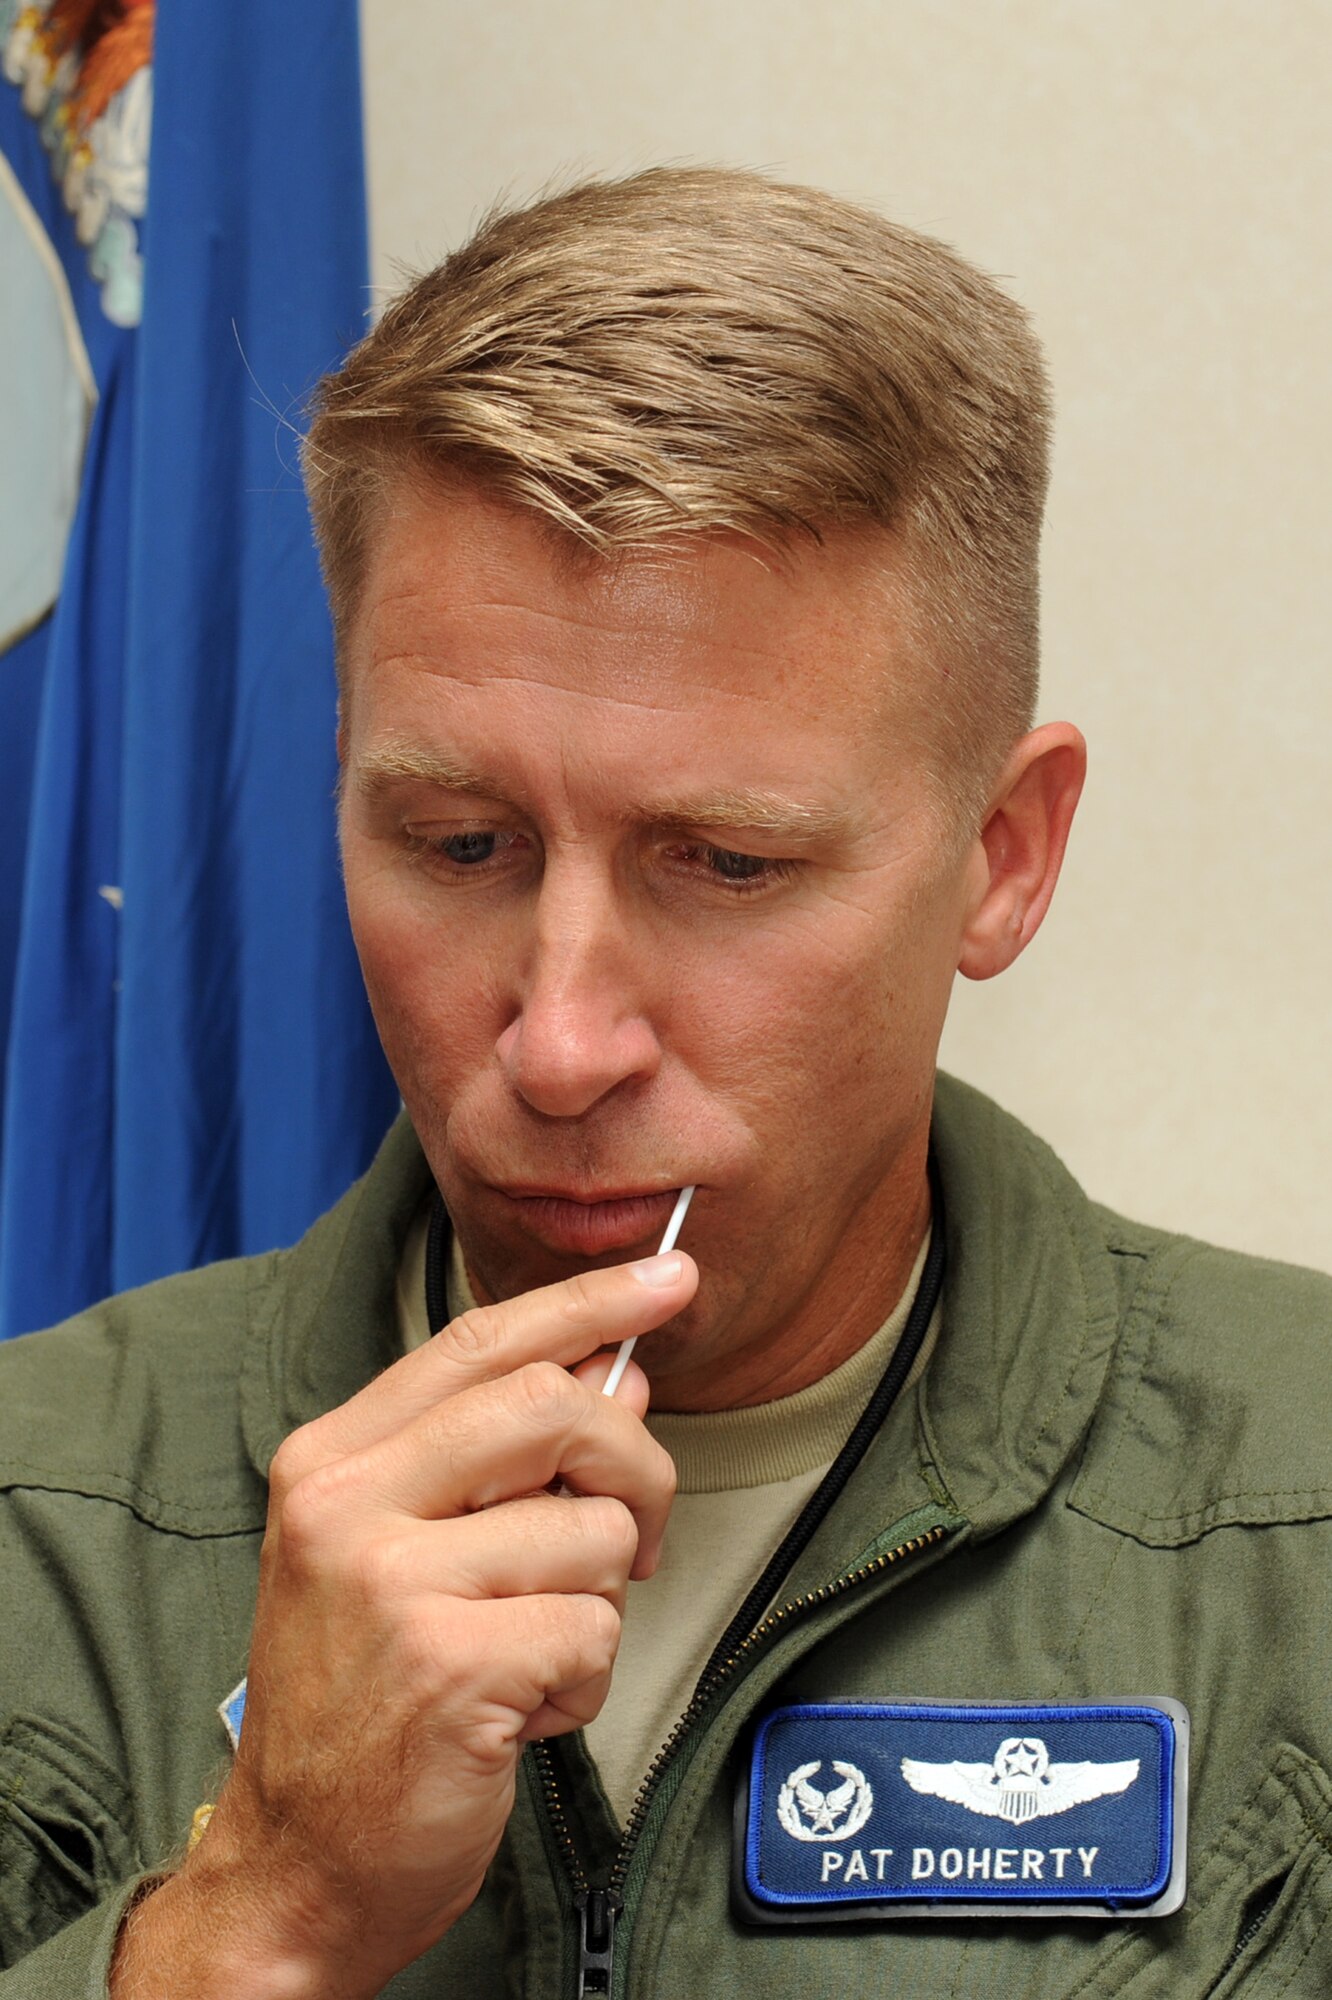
[344,852,504,1079]
[692,918,895,1120]
[728,897,950,1112]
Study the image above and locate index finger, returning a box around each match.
[291,1251,698,1469]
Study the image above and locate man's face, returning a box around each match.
[339,479,980,1407]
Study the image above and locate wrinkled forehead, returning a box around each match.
[342,474,939,744]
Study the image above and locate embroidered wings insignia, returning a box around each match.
[900,1734,1140,1826]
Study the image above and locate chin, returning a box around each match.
[634,1299,717,1382]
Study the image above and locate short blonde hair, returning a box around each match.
[304,166,1051,823]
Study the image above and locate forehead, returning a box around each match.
[343,479,935,796]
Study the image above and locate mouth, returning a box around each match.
[489,1185,685,1257]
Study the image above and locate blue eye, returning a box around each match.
[407,828,525,877]
[440,831,501,866]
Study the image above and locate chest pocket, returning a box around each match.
[1068,1744,1332,1999]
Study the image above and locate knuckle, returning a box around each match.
[348,1531,412,1604]
[274,1481,323,1566]
[512,1359,582,1427]
[267,1428,316,1500]
[557,1268,606,1325]
[276,1456,355,1560]
[442,1305,504,1370]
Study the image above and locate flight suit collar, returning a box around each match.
[724,1073,1124,1602]
[920,1071,1122,1537]
[241,1108,432,1475]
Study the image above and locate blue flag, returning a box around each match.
[0,2,398,1339]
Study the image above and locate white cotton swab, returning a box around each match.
[601,1184,696,1399]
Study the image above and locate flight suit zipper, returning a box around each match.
[574,1886,620,1995]
[449,1158,951,1995]
[532,1517,954,1996]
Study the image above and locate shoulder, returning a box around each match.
[0,1110,430,1536]
[0,1249,281,1535]
[1072,1216,1332,1545]
[931,1072,1332,1545]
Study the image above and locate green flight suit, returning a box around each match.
[2,1073,1330,1996]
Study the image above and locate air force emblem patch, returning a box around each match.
[777,1761,875,1841]
[735,1699,1188,1923]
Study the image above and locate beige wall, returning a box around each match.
[360,1,1332,1272]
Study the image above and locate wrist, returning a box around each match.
[111,1834,373,2000]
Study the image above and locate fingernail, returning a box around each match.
[631,1253,684,1287]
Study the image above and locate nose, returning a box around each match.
[494,858,664,1118]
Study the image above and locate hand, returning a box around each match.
[114,1251,695,2000]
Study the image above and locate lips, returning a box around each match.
[490,1185,682,1256]
[499,1183,669,1202]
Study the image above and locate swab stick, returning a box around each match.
[602,1184,696,1398]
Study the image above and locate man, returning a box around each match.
[2,167,1329,1997]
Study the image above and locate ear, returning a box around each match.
[957,722,1087,982]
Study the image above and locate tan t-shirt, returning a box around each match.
[397,1209,939,1822]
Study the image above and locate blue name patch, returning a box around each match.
[736,1700,1187,1921]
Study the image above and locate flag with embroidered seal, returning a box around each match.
[0,1,398,1339]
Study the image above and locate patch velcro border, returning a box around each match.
[733,1696,1189,1923]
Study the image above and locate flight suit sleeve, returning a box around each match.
[0,1876,156,1997]
[0,1703,159,1991]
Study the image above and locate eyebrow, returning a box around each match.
[351,741,855,843]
